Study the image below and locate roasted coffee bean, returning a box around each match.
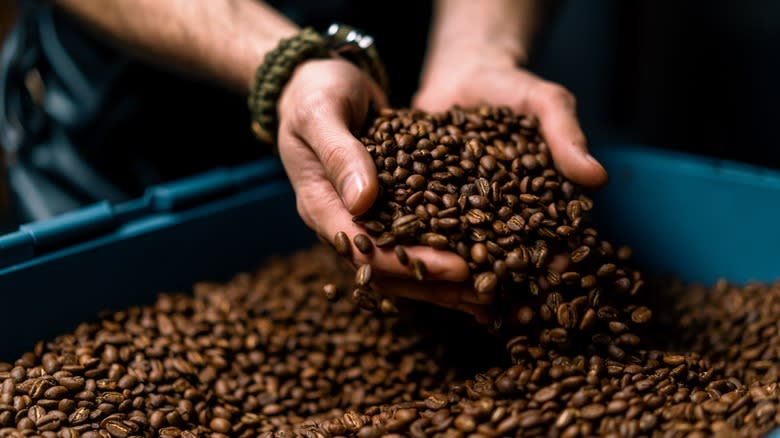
[209,418,231,434]
[323,283,340,301]
[334,231,352,257]
[411,259,427,281]
[352,288,379,312]
[375,232,396,248]
[422,233,449,250]
[379,299,399,315]
[363,221,386,235]
[355,264,373,287]
[474,272,498,297]
[556,303,578,329]
[470,243,488,264]
[631,306,653,324]
[353,234,374,254]
[394,246,409,266]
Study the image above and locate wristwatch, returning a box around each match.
[323,23,389,96]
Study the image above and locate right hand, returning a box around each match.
[276,58,491,321]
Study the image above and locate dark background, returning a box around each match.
[532,1,780,169]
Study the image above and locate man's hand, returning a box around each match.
[413,50,608,189]
[277,59,489,319]
[417,0,608,189]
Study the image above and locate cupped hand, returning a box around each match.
[413,49,608,189]
[276,58,488,318]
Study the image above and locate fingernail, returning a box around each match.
[340,173,363,210]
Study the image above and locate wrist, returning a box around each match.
[419,43,522,91]
[430,36,528,68]
[248,24,388,146]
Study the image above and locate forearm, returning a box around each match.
[53,0,298,93]
[424,0,544,70]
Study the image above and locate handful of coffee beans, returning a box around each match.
[334,106,650,357]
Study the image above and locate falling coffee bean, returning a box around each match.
[355,264,373,287]
[334,231,352,257]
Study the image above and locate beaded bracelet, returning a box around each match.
[248,24,389,146]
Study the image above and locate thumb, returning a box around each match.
[300,104,379,215]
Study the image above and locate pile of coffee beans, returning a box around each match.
[672,278,780,386]
[2,247,780,438]
[0,247,502,438]
[336,106,649,357]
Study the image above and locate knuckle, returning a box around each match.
[544,83,576,108]
[318,142,352,175]
[292,89,331,125]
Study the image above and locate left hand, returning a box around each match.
[413,47,608,189]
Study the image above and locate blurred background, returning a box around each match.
[0,0,779,233]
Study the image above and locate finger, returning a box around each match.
[294,92,379,215]
[525,81,608,188]
[374,272,480,303]
[374,276,491,318]
[466,70,608,188]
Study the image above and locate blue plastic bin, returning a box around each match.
[0,158,315,359]
[589,144,780,285]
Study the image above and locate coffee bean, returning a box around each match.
[104,420,131,438]
[470,243,488,264]
[580,404,605,420]
[209,418,231,434]
[352,288,379,312]
[334,232,352,257]
[578,308,597,330]
[436,217,460,230]
[379,299,399,315]
[516,307,534,325]
[556,303,578,329]
[323,283,340,301]
[375,232,396,248]
[355,264,372,287]
[474,272,498,297]
[533,385,560,403]
[394,246,409,265]
[422,233,449,250]
[616,245,633,261]
[361,220,386,236]
[631,307,652,324]
[406,174,426,191]
[411,259,427,281]
[353,234,373,254]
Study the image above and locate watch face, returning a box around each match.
[324,23,388,94]
[325,23,373,50]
